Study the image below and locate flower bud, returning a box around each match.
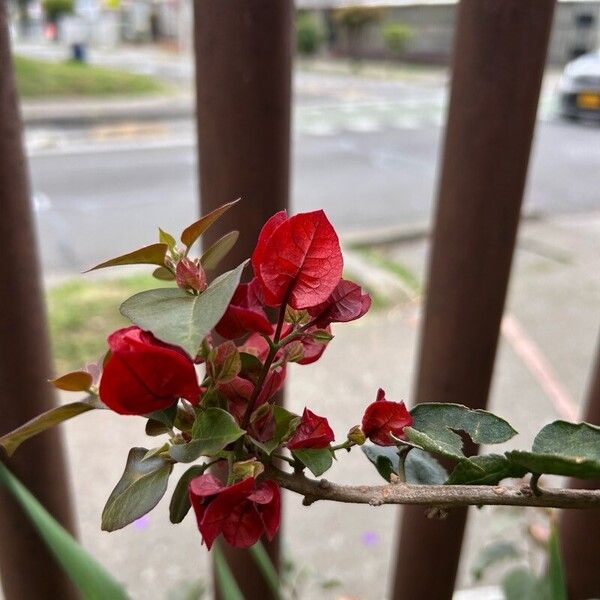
[347,425,366,446]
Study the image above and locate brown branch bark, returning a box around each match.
[267,467,600,510]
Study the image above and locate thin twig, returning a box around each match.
[266,466,600,510]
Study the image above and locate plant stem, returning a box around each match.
[266,466,600,510]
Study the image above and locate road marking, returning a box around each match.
[501,314,578,421]
[405,308,578,420]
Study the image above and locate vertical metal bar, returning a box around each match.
[193,2,292,598]
[390,2,556,598]
[0,5,77,599]
[560,333,600,599]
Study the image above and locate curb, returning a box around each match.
[21,94,194,127]
[340,209,543,248]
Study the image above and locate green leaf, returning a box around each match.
[101,447,173,532]
[170,408,245,463]
[502,568,549,600]
[361,445,447,484]
[405,449,448,484]
[181,199,240,250]
[506,421,600,479]
[0,401,96,457]
[239,352,264,383]
[213,543,244,600]
[50,370,93,392]
[446,454,528,486]
[86,243,168,272]
[405,403,517,461]
[547,525,567,600]
[145,404,178,429]
[152,266,176,281]
[201,231,240,271]
[145,419,171,437]
[120,261,248,356]
[249,542,282,600]
[292,448,333,477]
[0,462,129,600]
[250,406,300,455]
[169,464,210,524]
[159,228,177,251]
[191,408,245,453]
[471,541,521,581]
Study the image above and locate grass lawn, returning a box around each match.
[47,274,170,374]
[14,55,167,98]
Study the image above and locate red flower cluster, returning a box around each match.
[362,389,413,446]
[189,474,280,549]
[99,326,200,415]
[95,209,380,550]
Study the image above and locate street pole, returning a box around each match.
[390,2,556,598]
[193,2,292,598]
[560,332,600,599]
[0,4,78,599]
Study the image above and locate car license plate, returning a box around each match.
[577,92,600,109]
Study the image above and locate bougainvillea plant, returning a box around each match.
[1,201,599,553]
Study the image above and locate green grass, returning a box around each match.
[357,248,421,294]
[14,55,166,98]
[47,274,169,373]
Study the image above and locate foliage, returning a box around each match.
[2,202,599,576]
[42,0,73,22]
[46,273,170,373]
[296,12,323,56]
[13,55,166,98]
[332,7,384,30]
[332,7,384,62]
[0,462,128,599]
[382,22,413,57]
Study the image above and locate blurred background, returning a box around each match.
[5,0,600,598]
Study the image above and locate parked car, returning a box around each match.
[559,49,600,120]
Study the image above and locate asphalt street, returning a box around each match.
[24,70,600,277]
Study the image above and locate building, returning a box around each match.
[299,0,600,65]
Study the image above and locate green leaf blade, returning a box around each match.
[120,260,248,356]
[169,464,210,524]
[201,231,240,271]
[0,402,96,457]
[292,448,333,477]
[0,463,129,600]
[170,408,244,463]
[506,421,600,479]
[181,199,240,250]
[361,445,447,484]
[101,448,172,532]
[86,243,168,272]
[446,454,527,486]
[406,403,517,461]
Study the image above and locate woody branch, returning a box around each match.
[267,467,600,511]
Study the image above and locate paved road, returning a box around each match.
[25,71,600,277]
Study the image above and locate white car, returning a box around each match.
[559,50,600,119]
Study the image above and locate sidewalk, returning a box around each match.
[51,211,600,599]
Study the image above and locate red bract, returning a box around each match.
[294,325,332,365]
[287,408,334,449]
[215,278,273,340]
[362,389,413,446]
[252,210,343,309]
[309,279,371,328]
[99,326,200,415]
[189,474,280,549]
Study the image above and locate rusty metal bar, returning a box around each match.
[193,2,292,598]
[560,333,600,599]
[390,2,556,598]
[0,5,77,599]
